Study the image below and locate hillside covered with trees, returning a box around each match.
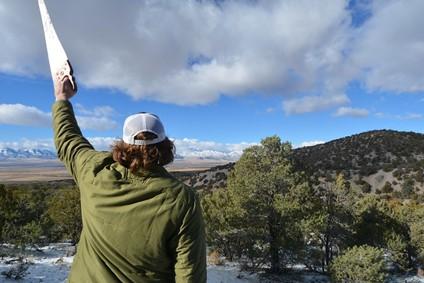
[201,136,424,282]
[186,130,424,201]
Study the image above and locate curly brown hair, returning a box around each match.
[112,132,174,173]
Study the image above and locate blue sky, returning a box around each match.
[1,0,424,160]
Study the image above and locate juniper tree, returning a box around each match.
[201,189,244,261]
[224,136,313,273]
[353,196,411,270]
[301,174,357,272]
[330,245,387,283]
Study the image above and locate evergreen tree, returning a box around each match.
[353,196,411,270]
[225,136,313,273]
[301,174,356,272]
[201,189,244,261]
[330,245,387,283]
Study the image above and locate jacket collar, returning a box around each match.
[133,165,171,179]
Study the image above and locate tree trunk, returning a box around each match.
[268,210,280,273]
[324,234,330,270]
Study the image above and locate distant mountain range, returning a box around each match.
[0,147,231,168]
[0,148,57,160]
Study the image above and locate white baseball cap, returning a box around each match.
[123,112,167,145]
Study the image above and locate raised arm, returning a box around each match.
[174,191,207,283]
[52,76,95,182]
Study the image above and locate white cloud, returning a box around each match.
[374,112,423,120]
[297,140,326,148]
[0,104,50,127]
[283,94,349,115]
[266,107,276,113]
[75,104,116,117]
[76,116,118,131]
[87,137,118,151]
[1,1,423,112]
[0,139,54,150]
[0,0,353,107]
[375,112,385,118]
[333,106,369,117]
[352,0,424,93]
[0,103,117,131]
[174,138,256,160]
[396,113,423,120]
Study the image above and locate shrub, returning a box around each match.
[402,178,415,198]
[330,245,387,283]
[207,250,225,266]
[361,182,372,194]
[47,188,82,245]
[410,220,424,266]
[381,181,394,194]
[385,232,409,271]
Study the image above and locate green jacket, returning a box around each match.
[52,100,206,283]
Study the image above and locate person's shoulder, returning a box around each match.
[83,151,113,166]
[80,151,114,174]
[157,174,197,204]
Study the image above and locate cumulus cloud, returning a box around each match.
[283,94,349,115]
[174,138,256,160]
[0,0,353,107]
[333,106,369,117]
[0,104,50,127]
[352,0,424,93]
[0,0,422,111]
[0,139,54,150]
[86,137,118,151]
[0,103,118,131]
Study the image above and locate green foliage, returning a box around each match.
[201,189,243,261]
[0,185,81,248]
[353,196,413,270]
[385,232,410,271]
[410,220,424,265]
[361,182,372,194]
[381,181,394,194]
[204,136,314,273]
[382,163,394,172]
[330,245,387,283]
[47,188,82,244]
[301,174,357,272]
[402,178,415,198]
[354,196,396,246]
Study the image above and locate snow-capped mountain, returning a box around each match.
[0,148,57,160]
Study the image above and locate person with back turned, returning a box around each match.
[52,74,206,283]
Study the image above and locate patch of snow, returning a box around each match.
[1,244,423,282]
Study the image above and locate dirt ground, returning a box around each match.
[0,159,225,184]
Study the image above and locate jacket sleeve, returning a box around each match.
[174,191,207,283]
[52,100,96,183]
